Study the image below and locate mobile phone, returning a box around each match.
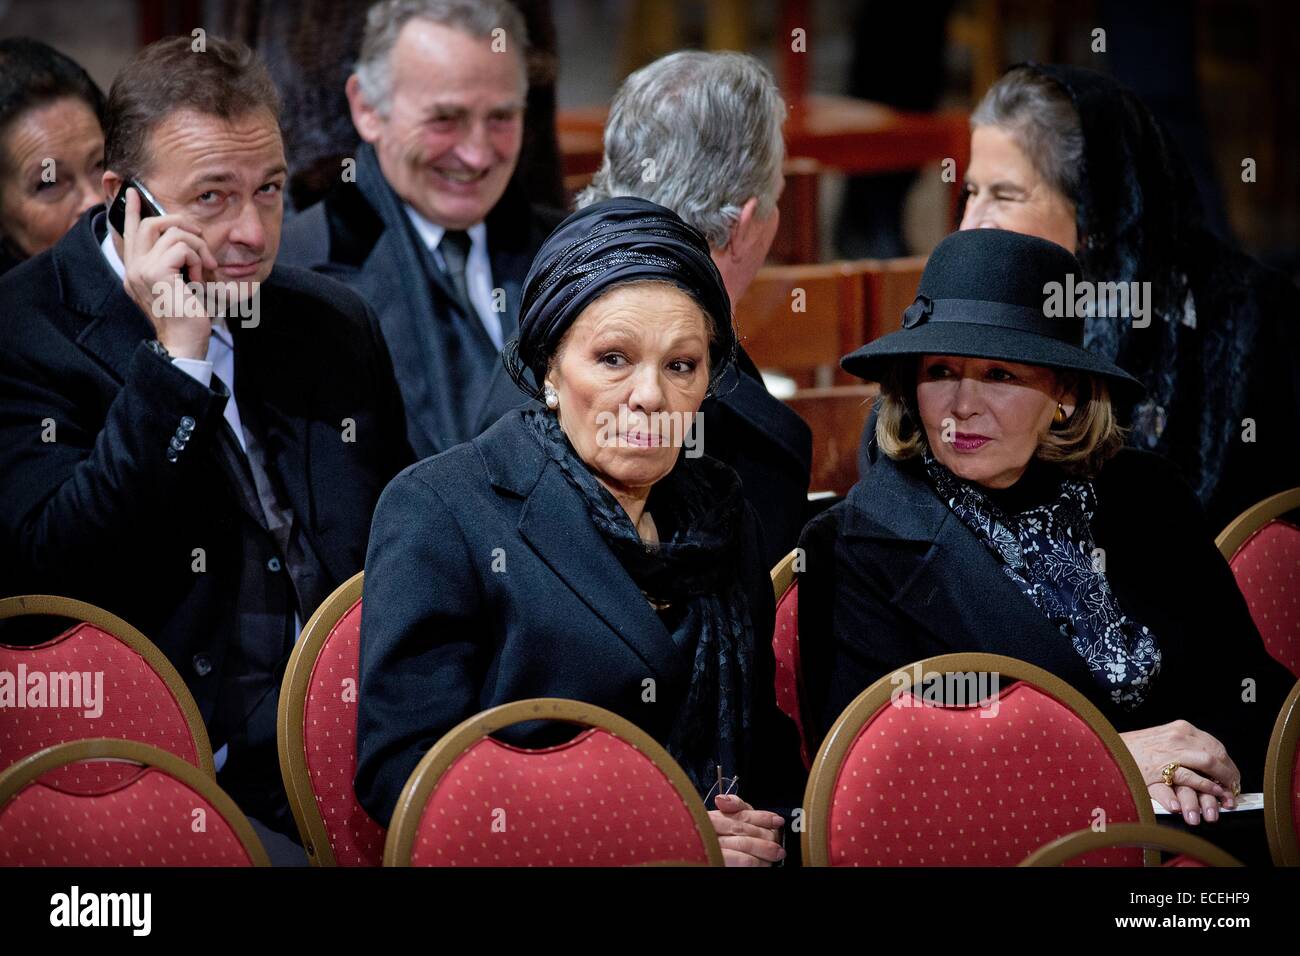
[107,178,167,236]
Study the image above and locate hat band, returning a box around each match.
[904,295,1084,346]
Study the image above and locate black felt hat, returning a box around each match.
[840,228,1144,398]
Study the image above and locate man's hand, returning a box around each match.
[119,186,218,360]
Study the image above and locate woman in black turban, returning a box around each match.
[357,198,805,865]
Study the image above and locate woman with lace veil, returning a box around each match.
[958,63,1300,531]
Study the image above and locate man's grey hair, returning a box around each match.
[970,66,1084,207]
[354,0,529,115]
[578,51,786,250]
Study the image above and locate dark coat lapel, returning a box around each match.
[56,213,156,383]
[474,410,686,683]
[845,441,1097,688]
[353,144,499,453]
[714,347,812,474]
[225,288,335,573]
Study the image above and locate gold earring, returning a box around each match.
[1054,403,1068,425]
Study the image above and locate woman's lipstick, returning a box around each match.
[952,433,991,452]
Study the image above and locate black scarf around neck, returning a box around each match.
[526,407,754,797]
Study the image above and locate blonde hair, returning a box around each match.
[874,357,1124,478]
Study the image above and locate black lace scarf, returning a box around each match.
[526,407,755,796]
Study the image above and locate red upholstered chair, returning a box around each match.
[0,739,268,866]
[277,571,385,866]
[1264,678,1300,866]
[770,549,812,769]
[1216,487,1300,678]
[0,595,214,777]
[802,652,1156,866]
[384,698,722,866]
[1019,822,1242,866]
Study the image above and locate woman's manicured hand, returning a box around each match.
[1120,720,1240,825]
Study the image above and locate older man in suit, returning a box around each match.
[0,36,412,843]
[278,0,564,458]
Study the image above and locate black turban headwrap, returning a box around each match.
[504,197,735,398]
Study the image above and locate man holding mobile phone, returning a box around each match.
[0,36,413,848]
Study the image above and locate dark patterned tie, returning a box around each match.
[438,229,475,318]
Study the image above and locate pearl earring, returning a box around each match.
[544,384,559,410]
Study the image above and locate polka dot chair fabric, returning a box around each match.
[825,682,1144,866]
[299,598,386,866]
[772,579,812,769]
[408,728,712,866]
[0,761,256,866]
[0,623,203,774]
[1228,520,1300,678]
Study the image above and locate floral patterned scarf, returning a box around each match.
[923,452,1161,709]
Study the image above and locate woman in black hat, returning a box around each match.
[957,63,1300,532]
[800,228,1291,849]
[357,197,804,865]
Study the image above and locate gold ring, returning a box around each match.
[1160,762,1180,788]
[1231,780,1241,798]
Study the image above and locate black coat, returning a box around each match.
[473,345,813,570]
[799,438,1293,791]
[277,144,565,458]
[0,209,413,808]
[356,406,806,829]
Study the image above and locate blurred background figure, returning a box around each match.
[0,37,105,274]
[834,0,955,259]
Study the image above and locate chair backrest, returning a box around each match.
[858,255,926,343]
[803,652,1155,867]
[784,385,877,496]
[0,739,268,866]
[385,698,722,866]
[1263,678,1300,866]
[1216,488,1300,678]
[277,571,385,866]
[768,157,822,265]
[1018,822,1243,867]
[735,262,866,388]
[770,549,812,769]
[0,595,213,777]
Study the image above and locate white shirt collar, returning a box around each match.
[98,215,231,339]
[403,204,487,254]
[99,218,127,280]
